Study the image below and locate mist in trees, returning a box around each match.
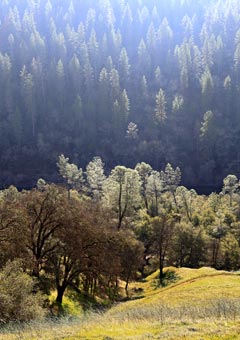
[0,0,240,191]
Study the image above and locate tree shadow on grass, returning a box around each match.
[152,269,180,289]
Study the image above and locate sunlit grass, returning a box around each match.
[2,317,240,340]
[49,291,84,316]
[2,267,240,340]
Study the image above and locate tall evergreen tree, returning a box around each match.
[155,88,167,123]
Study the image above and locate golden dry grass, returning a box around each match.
[2,267,240,340]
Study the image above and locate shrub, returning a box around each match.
[0,259,45,323]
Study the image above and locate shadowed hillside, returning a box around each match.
[1,0,240,189]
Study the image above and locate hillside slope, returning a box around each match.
[2,267,240,340]
[1,0,240,189]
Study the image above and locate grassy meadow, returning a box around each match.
[2,267,240,340]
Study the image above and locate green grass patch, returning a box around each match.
[2,267,240,340]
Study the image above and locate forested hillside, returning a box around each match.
[0,0,240,189]
[2,157,240,322]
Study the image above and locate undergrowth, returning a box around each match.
[2,267,240,340]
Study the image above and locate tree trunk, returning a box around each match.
[56,285,66,305]
[117,214,123,230]
[125,267,132,298]
[159,263,164,285]
[117,183,123,229]
[172,191,179,213]
[32,258,40,278]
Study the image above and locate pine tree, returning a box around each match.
[201,67,214,108]
[234,43,240,84]
[31,58,45,106]
[135,162,152,211]
[20,65,35,137]
[71,95,83,132]
[88,29,99,75]
[157,17,173,51]
[126,122,138,140]
[119,47,130,87]
[57,155,84,196]
[69,54,82,93]
[162,163,181,210]
[137,39,151,77]
[120,89,130,121]
[109,68,120,100]
[83,60,94,97]
[222,174,239,207]
[56,59,65,110]
[86,156,106,200]
[172,95,184,113]
[155,66,162,87]
[155,88,167,123]
[146,22,157,51]
[141,75,148,100]
[0,53,13,114]
[200,110,214,138]
[146,170,163,216]
[102,166,141,229]
[223,75,232,117]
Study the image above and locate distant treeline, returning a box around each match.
[0,0,240,189]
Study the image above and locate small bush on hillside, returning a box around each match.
[0,259,45,323]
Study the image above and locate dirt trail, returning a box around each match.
[158,272,236,293]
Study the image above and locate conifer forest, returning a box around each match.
[1,0,240,190]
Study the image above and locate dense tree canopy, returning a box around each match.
[1,155,240,318]
[0,0,240,191]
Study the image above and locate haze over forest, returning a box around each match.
[0,0,240,190]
